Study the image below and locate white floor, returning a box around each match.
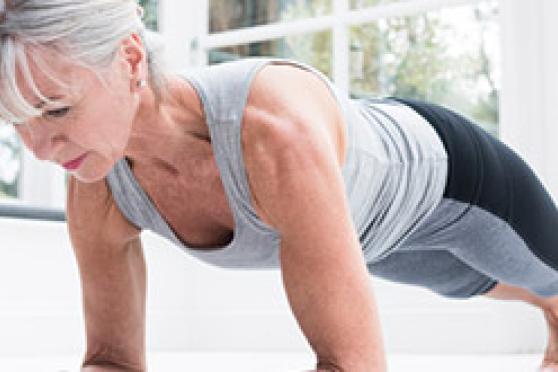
[0,352,545,372]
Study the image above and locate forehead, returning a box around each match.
[18,46,92,102]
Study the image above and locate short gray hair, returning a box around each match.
[0,0,168,124]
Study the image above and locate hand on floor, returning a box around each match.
[539,309,558,371]
[539,366,558,372]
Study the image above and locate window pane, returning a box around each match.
[209,0,333,33]
[0,125,21,200]
[209,30,333,79]
[138,0,159,31]
[351,0,407,9]
[350,0,500,136]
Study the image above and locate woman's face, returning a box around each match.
[13,40,143,183]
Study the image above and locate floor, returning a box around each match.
[0,352,546,372]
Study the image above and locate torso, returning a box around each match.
[131,141,236,249]
[124,65,345,250]
[127,110,273,251]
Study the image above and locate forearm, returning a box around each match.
[281,235,388,372]
[73,239,147,372]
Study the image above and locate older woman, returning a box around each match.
[2,1,558,372]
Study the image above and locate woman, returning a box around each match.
[2,1,558,371]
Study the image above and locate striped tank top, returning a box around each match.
[106,57,448,268]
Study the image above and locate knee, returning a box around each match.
[531,285,558,299]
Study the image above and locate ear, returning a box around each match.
[118,32,147,92]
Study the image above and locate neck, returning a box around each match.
[123,76,208,169]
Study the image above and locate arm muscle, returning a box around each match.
[67,176,146,371]
[242,65,387,371]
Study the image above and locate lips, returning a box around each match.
[62,153,88,171]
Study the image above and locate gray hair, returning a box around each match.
[0,0,168,125]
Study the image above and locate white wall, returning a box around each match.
[19,149,66,209]
[0,219,547,357]
[499,0,558,203]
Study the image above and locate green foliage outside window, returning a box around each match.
[0,126,20,199]
[138,0,159,31]
[211,0,500,135]
[286,0,500,134]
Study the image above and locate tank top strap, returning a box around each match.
[105,158,182,239]
[180,57,280,233]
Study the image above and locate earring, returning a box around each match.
[137,79,146,89]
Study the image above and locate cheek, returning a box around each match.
[74,73,139,157]
[108,95,137,140]
[80,96,137,154]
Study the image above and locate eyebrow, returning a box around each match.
[33,95,64,109]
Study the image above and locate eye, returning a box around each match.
[44,107,70,118]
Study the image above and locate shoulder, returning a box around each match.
[239,63,349,230]
[242,62,347,168]
[66,175,141,247]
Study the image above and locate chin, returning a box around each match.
[72,162,114,183]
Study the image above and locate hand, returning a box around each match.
[539,366,558,372]
[81,366,133,371]
[540,308,558,371]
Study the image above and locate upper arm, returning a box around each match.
[242,63,351,235]
[66,176,146,370]
[66,175,140,247]
[242,65,387,370]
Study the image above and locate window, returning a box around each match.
[139,0,159,31]
[204,0,500,136]
[350,1,500,135]
[0,126,20,200]
[209,31,333,78]
[209,1,332,32]
[208,0,333,77]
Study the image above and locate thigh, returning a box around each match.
[391,97,558,297]
[367,247,497,299]
[426,199,558,298]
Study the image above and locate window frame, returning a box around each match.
[195,0,490,92]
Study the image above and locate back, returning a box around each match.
[344,97,448,263]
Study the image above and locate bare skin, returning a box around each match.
[13,33,386,371]
[482,282,558,371]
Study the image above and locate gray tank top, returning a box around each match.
[106,57,448,268]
